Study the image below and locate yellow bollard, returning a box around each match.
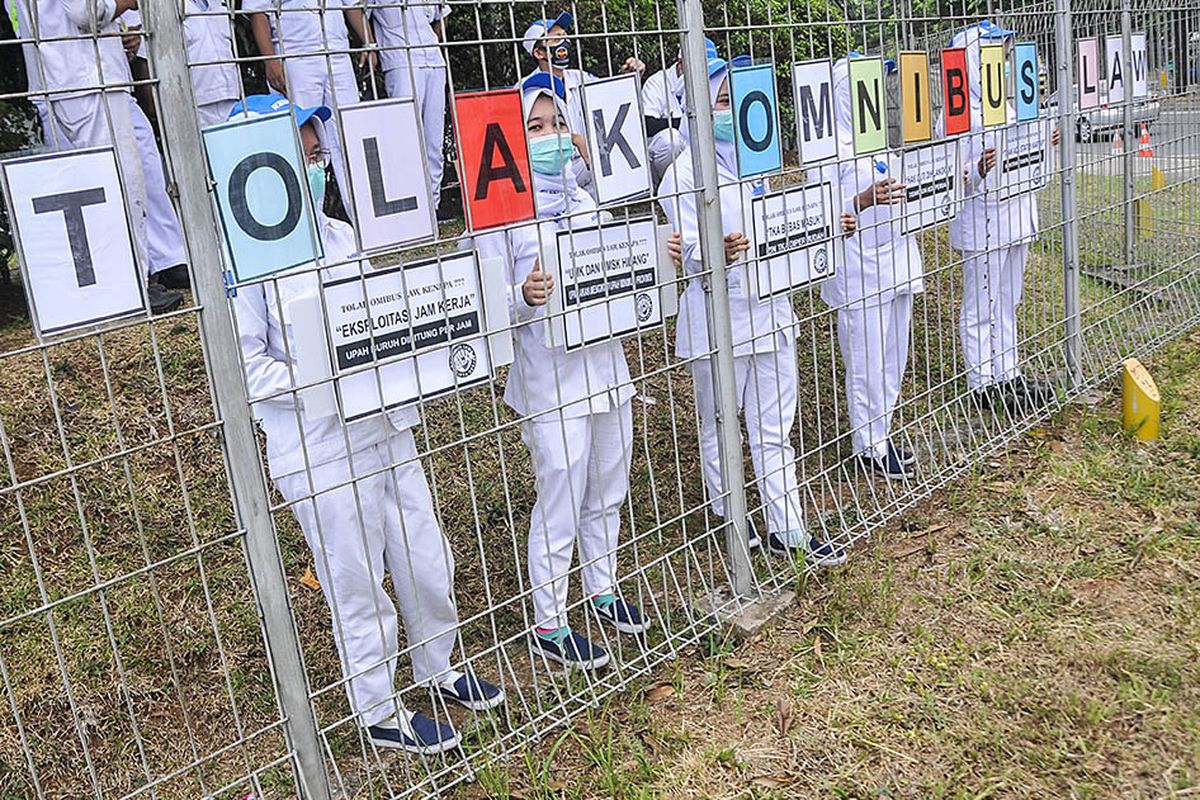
[1151,166,1165,191]
[1135,197,1152,237]
[1122,358,1160,441]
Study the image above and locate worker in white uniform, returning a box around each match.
[230,94,505,753]
[940,21,1059,412]
[180,0,243,128]
[244,0,375,218]
[518,11,644,198]
[640,53,685,186]
[10,0,183,313]
[658,54,848,567]
[825,54,924,480]
[118,8,192,290]
[474,72,647,672]
[367,0,448,212]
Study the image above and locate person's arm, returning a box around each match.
[249,12,288,94]
[343,6,377,69]
[234,285,295,402]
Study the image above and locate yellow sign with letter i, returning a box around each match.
[899,51,932,143]
[980,44,1008,127]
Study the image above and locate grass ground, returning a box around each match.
[466,331,1200,800]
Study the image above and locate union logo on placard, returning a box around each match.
[635,292,654,322]
[1032,165,1043,182]
[450,343,477,378]
[813,249,829,274]
[940,198,953,218]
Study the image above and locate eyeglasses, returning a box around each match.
[306,149,331,168]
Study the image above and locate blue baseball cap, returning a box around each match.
[227,94,332,128]
[522,70,567,100]
[523,11,574,55]
[848,50,897,74]
[707,56,728,78]
[979,19,1017,39]
[731,54,753,68]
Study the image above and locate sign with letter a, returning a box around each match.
[339,99,436,253]
[1014,42,1040,121]
[1077,38,1100,109]
[848,57,887,154]
[731,63,782,177]
[980,44,1007,127]
[1,147,145,338]
[899,51,932,143]
[203,110,322,283]
[941,47,970,135]
[454,89,535,231]
[792,59,837,165]
[1106,34,1127,104]
[581,73,651,205]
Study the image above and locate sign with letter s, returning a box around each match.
[1013,42,1040,121]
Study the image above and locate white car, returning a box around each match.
[1044,83,1162,142]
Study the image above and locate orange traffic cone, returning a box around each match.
[1111,131,1124,153]
[1138,124,1154,157]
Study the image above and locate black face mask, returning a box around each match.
[547,38,572,68]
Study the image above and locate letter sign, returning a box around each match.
[454,89,535,231]
[731,62,783,177]
[1078,37,1100,109]
[941,47,970,135]
[899,51,932,143]
[792,58,837,165]
[1014,42,1040,121]
[581,73,652,205]
[339,98,436,253]
[980,43,1008,127]
[1106,34,1126,104]
[848,57,887,154]
[1,147,145,337]
[1131,32,1148,99]
[203,110,322,282]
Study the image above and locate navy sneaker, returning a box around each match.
[767,531,847,567]
[368,711,461,755]
[857,449,915,480]
[530,628,610,670]
[888,440,916,467]
[1005,375,1056,408]
[436,672,505,711]
[592,596,651,634]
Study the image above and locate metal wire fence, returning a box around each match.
[0,0,1196,796]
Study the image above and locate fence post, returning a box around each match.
[139,5,334,799]
[1121,0,1135,265]
[675,0,755,599]
[1054,0,1084,390]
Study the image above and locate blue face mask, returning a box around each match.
[307,162,327,209]
[713,110,734,142]
[529,132,575,175]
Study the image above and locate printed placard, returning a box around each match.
[941,47,971,135]
[1106,34,1127,104]
[1077,38,1101,109]
[203,110,322,282]
[1,147,145,338]
[454,89,536,231]
[1131,32,1148,99]
[848,57,888,153]
[745,181,842,300]
[898,139,961,235]
[997,119,1051,200]
[980,44,1008,127]
[899,51,932,143]
[546,217,668,351]
[581,73,652,205]
[730,62,783,177]
[319,250,511,421]
[1014,42,1040,121]
[340,98,436,253]
[792,58,837,165]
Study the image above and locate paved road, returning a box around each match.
[1074,106,1200,181]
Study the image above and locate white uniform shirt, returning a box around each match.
[235,215,418,478]
[11,0,129,98]
[367,0,447,71]
[659,148,796,360]
[242,0,350,55]
[822,155,925,309]
[475,220,634,420]
[640,64,683,120]
[181,0,241,107]
[950,105,1040,252]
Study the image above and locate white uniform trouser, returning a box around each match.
[960,244,1027,389]
[129,96,187,274]
[690,351,806,544]
[523,403,633,631]
[647,127,684,187]
[273,428,458,729]
[836,293,914,459]
[285,55,360,220]
[384,65,446,209]
[40,91,149,274]
[196,99,238,129]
